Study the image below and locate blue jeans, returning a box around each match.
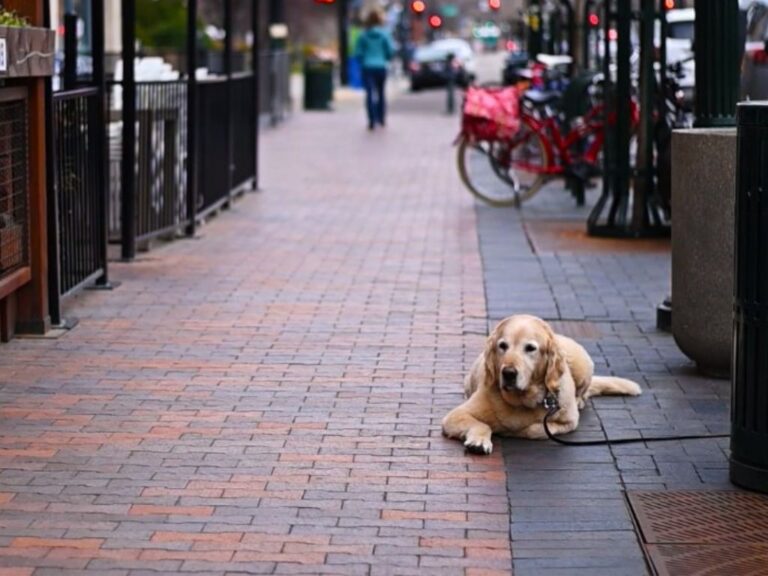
[362,67,387,127]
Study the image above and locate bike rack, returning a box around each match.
[587,0,670,238]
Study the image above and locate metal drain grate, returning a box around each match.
[647,544,768,576]
[628,491,768,576]
[628,491,768,545]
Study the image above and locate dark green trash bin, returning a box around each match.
[304,58,334,111]
[731,101,768,493]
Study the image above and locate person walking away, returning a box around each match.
[355,9,395,130]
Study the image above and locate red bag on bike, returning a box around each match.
[462,86,520,142]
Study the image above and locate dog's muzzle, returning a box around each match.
[501,367,518,391]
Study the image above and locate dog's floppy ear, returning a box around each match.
[543,337,565,395]
[483,332,499,388]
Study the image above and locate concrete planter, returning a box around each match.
[0,25,54,78]
[671,128,736,378]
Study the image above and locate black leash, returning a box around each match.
[542,398,730,447]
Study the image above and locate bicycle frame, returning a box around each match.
[512,101,639,177]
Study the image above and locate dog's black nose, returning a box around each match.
[501,367,518,385]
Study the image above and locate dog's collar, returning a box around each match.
[542,392,559,412]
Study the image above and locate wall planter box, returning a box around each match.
[0,25,54,78]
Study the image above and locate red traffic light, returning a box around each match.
[314,0,336,3]
[588,13,599,27]
[428,14,442,28]
[411,0,426,14]
[664,0,675,9]
[489,0,501,10]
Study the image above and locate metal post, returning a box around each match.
[224,0,234,200]
[63,12,77,90]
[446,53,455,115]
[582,0,591,70]
[121,0,137,260]
[338,0,349,87]
[632,0,656,233]
[268,0,282,125]
[44,0,62,326]
[91,0,110,286]
[731,101,768,493]
[547,9,557,54]
[528,0,543,59]
[559,0,575,69]
[252,0,261,191]
[614,0,631,227]
[186,0,199,234]
[694,1,740,128]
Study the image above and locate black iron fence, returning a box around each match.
[109,49,290,248]
[197,77,232,216]
[108,81,189,243]
[50,88,107,303]
[197,73,258,217]
[232,74,257,190]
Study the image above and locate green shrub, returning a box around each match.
[0,8,30,28]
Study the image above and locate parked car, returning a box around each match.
[409,38,476,91]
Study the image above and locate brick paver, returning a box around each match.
[0,92,509,574]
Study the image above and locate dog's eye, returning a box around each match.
[524,343,538,353]
[498,341,509,352]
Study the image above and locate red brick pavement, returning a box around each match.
[0,93,510,574]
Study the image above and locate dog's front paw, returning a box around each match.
[463,432,493,455]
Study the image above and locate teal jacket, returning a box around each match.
[355,26,395,70]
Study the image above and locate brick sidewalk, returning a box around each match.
[0,92,515,575]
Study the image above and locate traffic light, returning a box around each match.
[588,13,599,27]
[489,0,501,10]
[664,0,675,9]
[411,0,426,14]
[314,0,336,4]
[428,13,442,28]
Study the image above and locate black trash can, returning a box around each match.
[731,101,768,493]
[303,58,333,111]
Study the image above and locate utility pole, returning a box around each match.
[338,0,350,86]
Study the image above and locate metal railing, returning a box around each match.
[197,77,232,216]
[108,81,189,243]
[50,87,107,300]
[231,74,256,190]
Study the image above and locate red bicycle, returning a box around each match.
[457,76,638,207]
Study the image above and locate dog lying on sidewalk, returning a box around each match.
[442,315,642,455]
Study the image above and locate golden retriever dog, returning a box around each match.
[442,315,642,454]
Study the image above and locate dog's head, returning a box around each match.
[484,315,565,408]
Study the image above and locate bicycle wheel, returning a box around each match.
[457,122,550,207]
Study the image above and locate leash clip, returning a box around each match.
[543,393,559,412]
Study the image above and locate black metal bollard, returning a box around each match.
[446,52,455,115]
[731,101,768,493]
